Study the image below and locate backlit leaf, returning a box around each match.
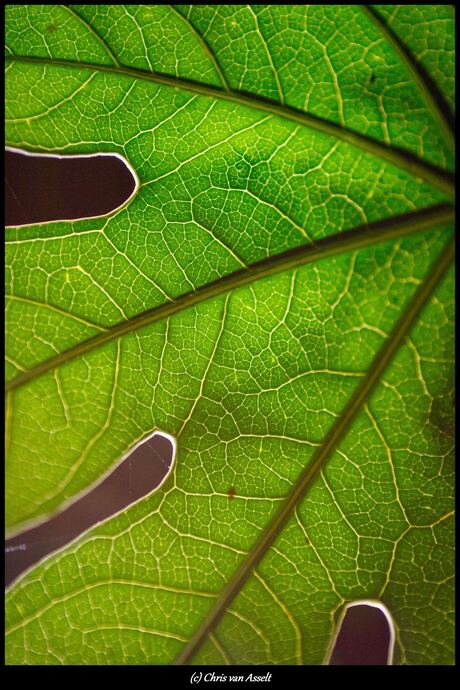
[5,5,454,665]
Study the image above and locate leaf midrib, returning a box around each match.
[5,7,456,665]
[5,54,455,197]
[174,233,455,665]
[5,204,454,393]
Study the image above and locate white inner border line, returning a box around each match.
[5,146,140,228]
[323,598,395,665]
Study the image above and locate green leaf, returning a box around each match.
[5,5,454,665]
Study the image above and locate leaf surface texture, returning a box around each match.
[5,4,454,665]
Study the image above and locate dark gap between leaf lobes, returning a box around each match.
[5,433,174,588]
[5,148,136,226]
[329,604,392,665]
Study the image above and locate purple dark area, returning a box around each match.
[330,604,391,665]
[5,148,135,226]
